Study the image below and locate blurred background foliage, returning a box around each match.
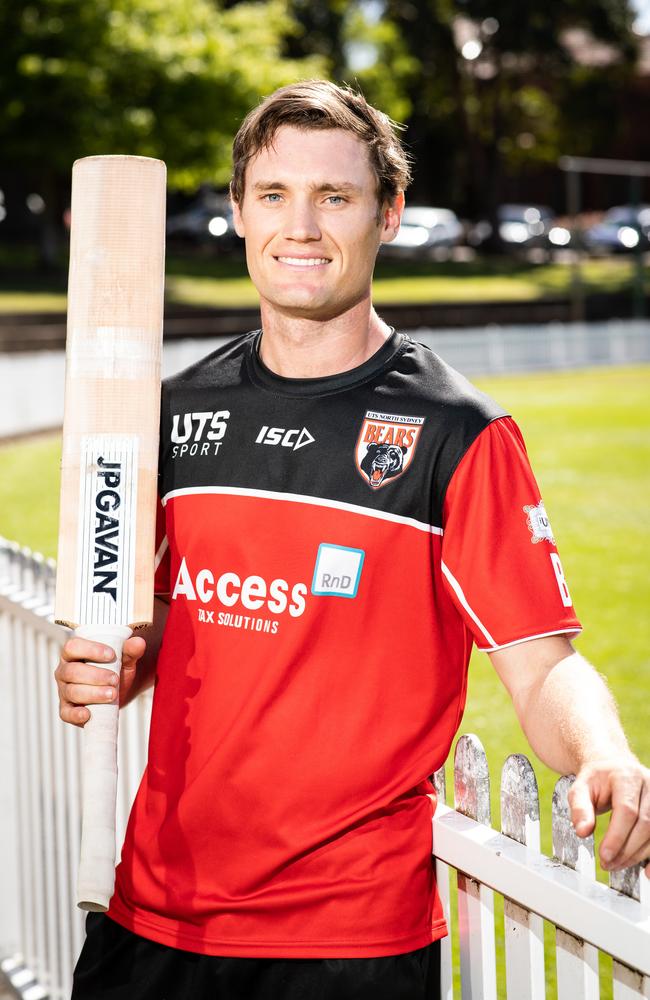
[0,0,647,265]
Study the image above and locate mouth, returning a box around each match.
[274,256,331,268]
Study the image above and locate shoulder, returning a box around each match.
[392,333,509,487]
[393,334,506,427]
[162,330,257,396]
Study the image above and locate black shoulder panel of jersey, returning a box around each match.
[384,336,508,521]
[158,331,508,529]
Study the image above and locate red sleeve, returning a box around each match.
[153,494,170,596]
[441,416,581,651]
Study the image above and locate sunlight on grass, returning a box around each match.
[0,255,645,312]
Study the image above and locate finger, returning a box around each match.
[61,682,118,707]
[568,777,596,837]
[611,840,650,872]
[606,786,650,870]
[645,859,650,881]
[599,780,642,868]
[60,638,116,664]
[59,703,91,727]
[56,662,120,688]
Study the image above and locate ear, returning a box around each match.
[231,190,245,238]
[379,191,405,245]
[367,444,379,457]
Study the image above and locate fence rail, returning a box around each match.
[1,538,648,999]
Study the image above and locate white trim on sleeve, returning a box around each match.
[440,560,497,648]
[476,627,582,653]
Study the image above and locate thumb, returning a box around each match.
[569,774,596,838]
[121,635,146,668]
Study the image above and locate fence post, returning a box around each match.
[433,766,453,1000]
[610,864,650,998]
[501,754,545,1000]
[454,734,497,1000]
[552,775,599,1000]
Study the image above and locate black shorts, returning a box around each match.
[72,913,441,1000]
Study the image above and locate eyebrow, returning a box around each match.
[252,180,362,194]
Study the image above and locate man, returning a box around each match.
[56,80,650,999]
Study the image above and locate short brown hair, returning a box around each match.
[230,80,412,212]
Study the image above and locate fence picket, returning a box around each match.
[500,754,545,1000]
[433,766,453,1000]
[610,862,650,998]
[553,775,600,1000]
[454,734,497,1000]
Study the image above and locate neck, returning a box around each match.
[257,296,392,379]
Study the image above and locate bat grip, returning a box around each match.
[74,623,133,912]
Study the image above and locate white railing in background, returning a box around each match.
[0,539,152,1000]
[0,539,648,1000]
[2,319,650,438]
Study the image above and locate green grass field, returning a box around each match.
[0,250,646,311]
[1,363,648,996]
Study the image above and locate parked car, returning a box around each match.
[583,204,650,254]
[468,204,569,254]
[166,193,240,252]
[381,206,464,258]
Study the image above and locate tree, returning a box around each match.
[448,0,639,227]
[284,0,349,79]
[365,0,640,220]
[0,0,325,264]
[280,0,639,221]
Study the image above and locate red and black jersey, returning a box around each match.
[108,330,581,957]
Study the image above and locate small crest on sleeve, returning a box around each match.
[523,501,555,544]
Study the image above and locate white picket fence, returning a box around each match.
[0,538,648,1000]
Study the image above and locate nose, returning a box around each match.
[282,196,321,242]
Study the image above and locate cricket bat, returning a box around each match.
[54,155,166,911]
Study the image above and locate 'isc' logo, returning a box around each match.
[171,410,230,458]
[255,426,315,451]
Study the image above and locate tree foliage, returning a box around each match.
[285,0,639,214]
[0,0,324,259]
[0,0,642,249]
[0,0,324,184]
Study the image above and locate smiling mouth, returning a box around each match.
[275,256,331,267]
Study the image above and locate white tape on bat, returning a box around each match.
[68,326,162,380]
[75,623,133,911]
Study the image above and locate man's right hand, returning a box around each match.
[54,634,147,727]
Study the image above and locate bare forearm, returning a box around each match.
[512,651,634,774]
[490,636,649,873]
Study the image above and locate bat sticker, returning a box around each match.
[74,434,139,625]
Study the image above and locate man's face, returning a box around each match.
[231,126,403,321]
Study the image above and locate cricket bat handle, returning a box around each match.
[75,623,133,911]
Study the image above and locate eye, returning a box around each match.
[263,193,282,203]
[325,195,346,205]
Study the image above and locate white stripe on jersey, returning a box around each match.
[161,485,444,536]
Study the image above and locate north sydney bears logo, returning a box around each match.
[356,410,425,489]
